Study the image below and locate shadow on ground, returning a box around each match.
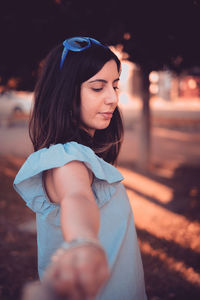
[0,155,200,300]
[0,156,38,300]
[118,160,200,300]
[120,161,200,222]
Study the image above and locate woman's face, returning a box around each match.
[80,59,120,137]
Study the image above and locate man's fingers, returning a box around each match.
[77,264,110,297]
[54,269,77,293]
[42,246,110,300]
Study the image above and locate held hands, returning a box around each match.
[43,240,110,300]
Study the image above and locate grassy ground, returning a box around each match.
[0,154,200,300]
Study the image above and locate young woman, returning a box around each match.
[14,37,147,300]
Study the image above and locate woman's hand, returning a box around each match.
[43,245,110,300]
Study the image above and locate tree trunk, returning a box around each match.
[137,67,151,170]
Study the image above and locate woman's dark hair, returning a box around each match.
[29,38,124,165]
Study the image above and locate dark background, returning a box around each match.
[0,0,200,90]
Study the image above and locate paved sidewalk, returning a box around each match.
[1,122,200,167]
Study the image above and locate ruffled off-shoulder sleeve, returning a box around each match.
[13,142,124,219]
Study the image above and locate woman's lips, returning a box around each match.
[99,112,113,119]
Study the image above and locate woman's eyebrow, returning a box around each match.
[88,78,120,83]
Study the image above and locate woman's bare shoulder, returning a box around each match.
[43,161,94,204]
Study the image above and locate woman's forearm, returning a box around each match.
[60,193,100,242]
[45,193,109,300]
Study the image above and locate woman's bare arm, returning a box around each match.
[43,162,109,300]
[45,161,99,241]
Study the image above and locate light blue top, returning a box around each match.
[13,141,147,300]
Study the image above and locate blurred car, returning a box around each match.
[0,90,33,126]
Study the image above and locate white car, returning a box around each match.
[0,90,33,126]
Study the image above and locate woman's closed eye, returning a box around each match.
[92,86,119,92]
[92,88,103,92]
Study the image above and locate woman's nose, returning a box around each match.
[104,86,118,104]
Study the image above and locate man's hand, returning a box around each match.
[43,245,110,300]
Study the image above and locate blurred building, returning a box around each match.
[178,75,200,98]
[149,68,200,101]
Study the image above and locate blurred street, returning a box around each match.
[1,97,200,166]
[0,119,200,166]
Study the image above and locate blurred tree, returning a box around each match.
[0,0,199,167]
[108,0,200,168]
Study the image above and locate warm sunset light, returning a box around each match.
[149,71,159,83]
[123,32,131,40]
[149,83,159,94]
[188,78,197,89]
[119,166,173,204]
[118,165,200,252]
